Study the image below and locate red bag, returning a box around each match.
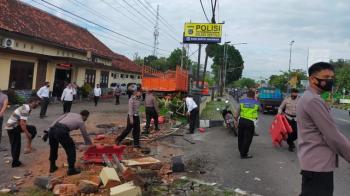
[270,114,293,147]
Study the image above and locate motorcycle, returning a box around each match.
[217,100,238,136]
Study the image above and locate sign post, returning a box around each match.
[183,22,223,130]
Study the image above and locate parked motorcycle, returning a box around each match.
[217,100,238,136]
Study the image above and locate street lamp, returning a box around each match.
[288,40,295,72]
[288,40,295,93]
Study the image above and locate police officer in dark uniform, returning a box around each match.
[116,90,142,148]
[143,90,160,135]
[44,110,92,175]
[234,90,260,159]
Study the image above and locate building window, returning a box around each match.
[130,75,135,79]
[125,74,129,78]
[30,45,34,50]
[121,74,124,78]
[137,76,141,79]
[23,43,26,48]
[9,60,34,90]
[15,42,19,47]
[85,69,96,87]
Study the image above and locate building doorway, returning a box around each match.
[8,60,34,90]
[100,71,109,88]
[53,68,71,97]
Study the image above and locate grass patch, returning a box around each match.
[201,101,230,120]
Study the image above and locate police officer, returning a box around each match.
[44,110,92,175]
[116,90,142,148]
[143,90,160,135]
[278,88,299,152]
[234,90,260,159]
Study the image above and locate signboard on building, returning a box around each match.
[183,23,222,44]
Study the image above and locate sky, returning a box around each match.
[22,0,350,79]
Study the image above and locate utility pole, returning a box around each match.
[180,42,184,69]
[152,5,160,56]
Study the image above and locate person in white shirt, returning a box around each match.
[37,82,50,118]
[61,83,76,113]
[185,94,198,134]
[93,84,102,106]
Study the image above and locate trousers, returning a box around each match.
[40,97,50,117]
[117,115,140,146]
[94,96,100,106]
[145,107,159,130]
[7,125,37,164]
[0,116,3,143]
[238,118,254,156]
[115,95,120,105]
[49,123,76,168]
[63,101,72,113]
[189,108,199,133]
[300,170,333,196]
[286,118,298,147]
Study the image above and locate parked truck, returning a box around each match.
[141,65,210,96]
[258,87,283,113]
[142,65,188,93]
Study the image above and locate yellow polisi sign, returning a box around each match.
[183,23,222,44]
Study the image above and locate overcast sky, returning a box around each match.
[22,0,350,79]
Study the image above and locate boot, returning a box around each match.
[67,167,81,176]
[50,161,58,173]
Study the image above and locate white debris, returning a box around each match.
[234,188,248,195]
[254,177,262,181]
[245,170,250,174]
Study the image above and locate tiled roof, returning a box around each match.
[0,0,115,58]
[112,53,142,74]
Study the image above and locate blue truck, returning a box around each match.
[258,87,283,113]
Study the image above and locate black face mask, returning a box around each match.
[291,96,297,100]
[315,77,334,92]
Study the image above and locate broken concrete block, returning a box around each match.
[0,188,11,193]
[110,182,142,196]
[200,120,210,128]
[99,167,121,189]
[53,184,78,196]
[79,180,99,194]
[34,176,52,189]
[171,156,185,173]
[122,157,162,170]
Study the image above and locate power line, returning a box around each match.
[134,0,180,38]
[120,0,180,43]
[31,0,157,55]
[69,0,152,34]
[143,0,180,34]
[31,0,169,58]
[200,0,210,23]
[38,0,170,52]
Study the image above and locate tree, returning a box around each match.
[268,69,307,92]
[210,44,244,95]
[329,59,350,93]
[233,77,256,88]
[144,55,158,66]
[133,53,144,65]
[167,48,183,70]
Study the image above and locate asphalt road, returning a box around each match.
[182,107,350,196]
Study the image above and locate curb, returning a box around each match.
[330,105,350,111]
[200,120,224,128]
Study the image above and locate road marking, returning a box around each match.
[335,118,350,123]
